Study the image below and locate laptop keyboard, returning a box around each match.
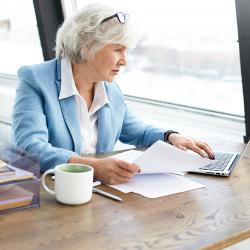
[199,152,234,172]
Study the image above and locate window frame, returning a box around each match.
[33,0,64,60]
[235,0,250,142]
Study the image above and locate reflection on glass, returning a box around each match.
[0,0,43,75]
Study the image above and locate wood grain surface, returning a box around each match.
[0,139,249,250]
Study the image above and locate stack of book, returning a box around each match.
[0,159,35,183]
[0,160,37,212]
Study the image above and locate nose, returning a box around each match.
[119,52,127,66]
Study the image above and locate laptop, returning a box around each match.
[189,142,249,176]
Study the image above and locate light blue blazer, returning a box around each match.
[12,59,165,172]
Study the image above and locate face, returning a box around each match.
[87,44,127,82]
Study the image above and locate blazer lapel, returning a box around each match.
[96,104,112,152]
[55,59,81,154]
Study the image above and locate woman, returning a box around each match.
[12,4,214,184]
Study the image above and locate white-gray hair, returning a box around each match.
[55,3,138,63]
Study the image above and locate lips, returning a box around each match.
[112,69,120,74]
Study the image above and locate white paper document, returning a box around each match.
[112,140,214,174]
[109,140,212,198]
[109,173,205,198]
[112,150,143,163]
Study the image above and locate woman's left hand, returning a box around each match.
[168,133,215,159]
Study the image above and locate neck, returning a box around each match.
[71,61,96,95]
[71,61,98,110]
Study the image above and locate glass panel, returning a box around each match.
[0,0,43,75]
[75,0,243,116]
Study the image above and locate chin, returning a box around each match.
[106,76,115,82]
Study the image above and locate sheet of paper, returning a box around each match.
[135,140,213,173]
[109,173,205,198]
[111,140,214,174]
[111,150,143,163]
[111,150,187,176]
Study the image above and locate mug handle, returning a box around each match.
[41,169,55,195]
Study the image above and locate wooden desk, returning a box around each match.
[1,139,250,250]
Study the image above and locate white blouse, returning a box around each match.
[59,58,109,154]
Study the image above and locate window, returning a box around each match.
[75,0,243,116]
[0,0,43,75]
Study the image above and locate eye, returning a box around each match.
[115,48,123,52]
[114,46,126,53]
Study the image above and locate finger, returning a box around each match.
[187,144,208,158]
[197,142,215,159]
[110,176,131,185]
[115,159,141,173]
[101,170,131,185]
[175,144,187,151]
[114,166,135,178]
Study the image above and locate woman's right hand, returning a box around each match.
[92,158,140,185]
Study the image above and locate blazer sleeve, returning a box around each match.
[12,69,77,172]
[119,103,166,147]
